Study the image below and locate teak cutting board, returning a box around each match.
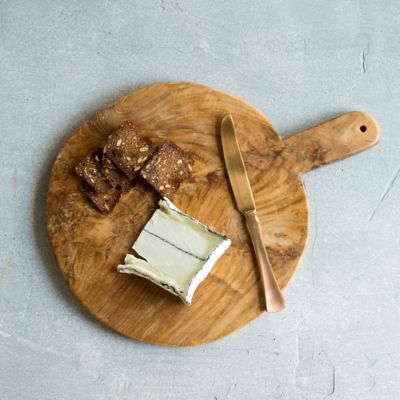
[47,82,379,346]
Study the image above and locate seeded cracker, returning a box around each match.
[101,155,134,193]
[75,150,111,194]
[80,182,120,214]
[140,142,194,197]
[103,121,156,179]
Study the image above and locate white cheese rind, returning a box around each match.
[117,198,231,305]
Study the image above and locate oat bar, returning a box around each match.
[140,142,194,198]
[103,121,156,179]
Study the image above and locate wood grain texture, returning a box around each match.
[46,82,379,346]
[284,111,379,175]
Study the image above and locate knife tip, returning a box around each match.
[222,113,234,126]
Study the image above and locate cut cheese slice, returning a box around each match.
[117,198,231,305]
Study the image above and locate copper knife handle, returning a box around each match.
[245,210,286,312]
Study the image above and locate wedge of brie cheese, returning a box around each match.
[117,198,231,305]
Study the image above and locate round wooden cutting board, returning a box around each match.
[46,82,379,346]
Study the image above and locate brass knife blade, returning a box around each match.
[221,114,256,214]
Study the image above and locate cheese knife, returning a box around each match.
[221,114,286,312]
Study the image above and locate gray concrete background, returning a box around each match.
[1,1,399,399]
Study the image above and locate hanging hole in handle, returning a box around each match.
[360,125,367,133]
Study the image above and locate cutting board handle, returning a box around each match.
[283,111,380,175]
